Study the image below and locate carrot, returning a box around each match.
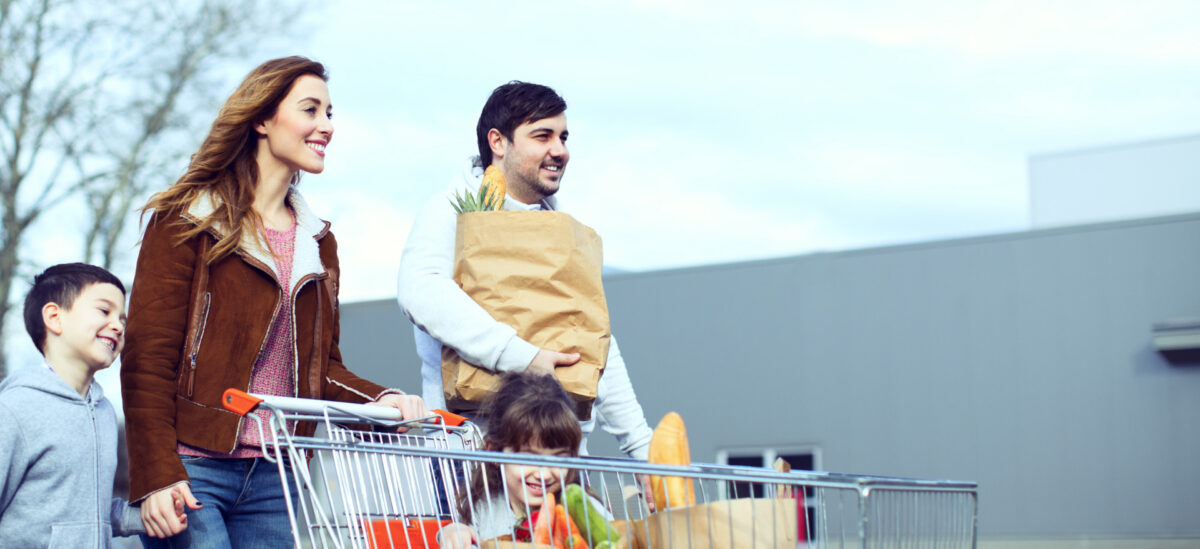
[532,491,556,547]
[554,504,588,549]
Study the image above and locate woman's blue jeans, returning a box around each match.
[140,456,297,549]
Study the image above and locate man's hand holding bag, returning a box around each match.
[441,208,610,420]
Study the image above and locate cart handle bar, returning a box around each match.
[222,388,467,427]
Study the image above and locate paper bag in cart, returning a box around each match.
[442,210,610,419]
[635,498,796,549]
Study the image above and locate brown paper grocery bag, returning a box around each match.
[442,210,610,419]
[643,498,796,549]
[613,519,647,549]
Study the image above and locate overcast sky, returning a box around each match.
[257,0,1200,302]
[17,1,1200,395]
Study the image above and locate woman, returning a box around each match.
[121,56,426,547]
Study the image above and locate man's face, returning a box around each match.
[497,113,569,204]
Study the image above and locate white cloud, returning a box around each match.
[5,0,1198,380]
[552,127,1029,271]
[599,0,1200,65]
[303,180,415,302]
[33,0,1189,300]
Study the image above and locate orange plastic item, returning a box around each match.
[222,388,263,417]
[432,409,468,427]
[363,518,450,549]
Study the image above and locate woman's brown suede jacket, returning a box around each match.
[121,191,397,502]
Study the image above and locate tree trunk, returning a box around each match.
[0,234,20,379]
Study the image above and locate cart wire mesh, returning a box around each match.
[222,389,978,549]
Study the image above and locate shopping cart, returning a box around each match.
[223,389,978,549]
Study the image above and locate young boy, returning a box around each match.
[0,263,181,547]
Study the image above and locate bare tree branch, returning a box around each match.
[1,0,310,376]
[30,171,108,224]
[82,0,304,270]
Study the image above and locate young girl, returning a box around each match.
[439,372,613,549]
[121,56,426,548]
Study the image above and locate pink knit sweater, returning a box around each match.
[179,222,297,459]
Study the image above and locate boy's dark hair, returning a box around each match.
[24,263,125,354]
[458,371,582,521]
[476,81,567,168]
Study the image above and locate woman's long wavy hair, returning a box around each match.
[457,372,582,522]
[141,56,328,264]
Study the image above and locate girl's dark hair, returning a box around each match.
[475,81,566,168]
[457,372,582,521]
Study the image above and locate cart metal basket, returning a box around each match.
[223,389,978,549]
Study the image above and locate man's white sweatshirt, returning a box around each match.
[397,158,652,459]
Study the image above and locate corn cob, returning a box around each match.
[450,167,507,214]
[481,165,507,210]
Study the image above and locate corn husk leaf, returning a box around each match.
[451,179,505,214]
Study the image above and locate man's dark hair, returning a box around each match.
[24,262,125,354]
[476,81,567,168]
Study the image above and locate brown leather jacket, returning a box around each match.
[121,191,395,501]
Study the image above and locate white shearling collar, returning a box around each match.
[182,187,329,290]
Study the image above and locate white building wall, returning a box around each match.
[1029,134,1200,228]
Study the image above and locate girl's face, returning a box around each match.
[256,74,333,175]
[502,441,572,515]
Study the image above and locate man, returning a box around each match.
[397,81,652,459]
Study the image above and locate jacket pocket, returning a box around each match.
[49,521,108,548]
[184,291,212,398]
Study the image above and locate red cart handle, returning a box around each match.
[223,388,264,416]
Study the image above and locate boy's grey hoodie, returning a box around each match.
[0,364,144,548]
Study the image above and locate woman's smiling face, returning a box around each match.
[256,74,333,175]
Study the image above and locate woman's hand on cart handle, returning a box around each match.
[370,393,428,432]
[141,482,202,538]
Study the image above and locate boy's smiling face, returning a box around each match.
[52,282,126,371]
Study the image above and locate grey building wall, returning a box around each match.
[339,212,1200,540]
